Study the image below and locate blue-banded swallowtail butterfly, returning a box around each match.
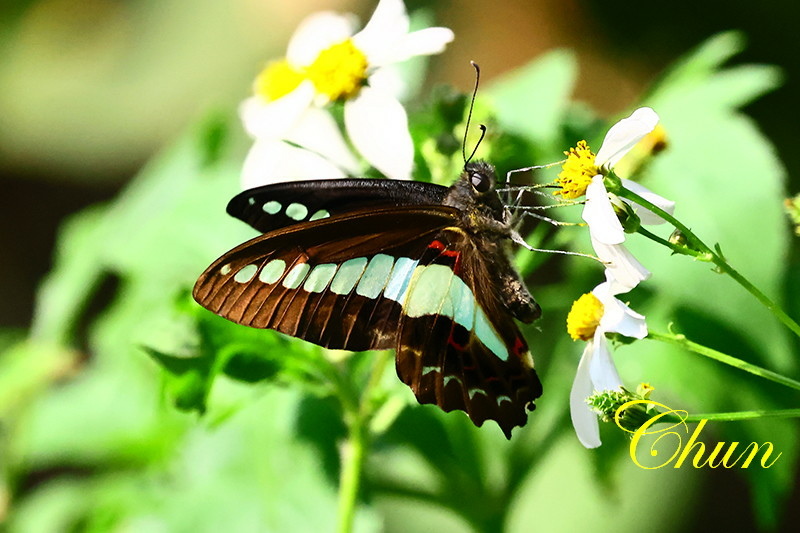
[192,164,543,438]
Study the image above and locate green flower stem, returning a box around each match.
[337,419,367,533]
[685,409,800,422]
[335,351,392,533]
[647,330,800,392]
[636,226,706,259]
[615,183,800,339]
[659,409,800,424]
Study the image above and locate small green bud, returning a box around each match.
[588,384,661,434]
[613,199,641,234]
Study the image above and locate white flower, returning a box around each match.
[567,272,648,448]
[240,0,454,186]
[557,107,676,291]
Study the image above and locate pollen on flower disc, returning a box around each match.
[566,292,604,341]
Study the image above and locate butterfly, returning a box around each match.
[192,162,544,438]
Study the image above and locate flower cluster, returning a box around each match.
[240,0,454,188]
[559,109,674,447]
[556,108,675,291]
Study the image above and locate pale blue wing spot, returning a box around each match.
[449,277,475,330]
[282,263,310,289]
[497,395,512,405]
[474,307,509,361]
[330,257,368,295]
[309,209,331,221]
[421,365,438,376]
[403,265,454,318]
[234,264,258,283]
[356,254,395,299]
[384,257,418,303]
[402,263,509,362]
[263,200,281,214]
[286,202,308,221]
[259,259,286,284]
[303,263,338,293]
[444,375,463,386]
[468,388,487,399]
[248,197,255,205]
[220,264,232,275]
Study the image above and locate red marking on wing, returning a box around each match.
[427,239,462,273]
[512,337,526,357]
[448,329,468,351]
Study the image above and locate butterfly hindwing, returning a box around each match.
[395,227,542,438]
[193,205,458,351]
[227,179,448,233]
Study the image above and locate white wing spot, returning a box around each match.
[309,209,330,221]
[282,263,311,289]
[444,375,463,387]
[468,388,487,400]
[421,365,439,376]
[259,259,286,284]
[497,395,512,405]
[286,203,308,220]
[263,200,281,214]
[234,264,258,283]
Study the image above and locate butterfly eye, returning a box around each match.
[470,172,491,193]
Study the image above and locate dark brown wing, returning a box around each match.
[395,227,542,438]
[228,179,448,233]
[193,206,458,351]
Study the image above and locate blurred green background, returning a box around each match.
[1,0,799,531]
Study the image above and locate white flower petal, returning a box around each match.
[239,81,315,139]
[286,11,358,67]
[588,332,624,391]
[570,343,602,449]
[242,140,346,189]
[590,237,651,292]
[620,178,676,226]
[595,292,648,340]
[286,107,361,173]
[375,27,455,65]
[344,87,413,180]
[594,107,659,170]
[353,0,409,66]
[368,65,406,100]
[583,176,625,244]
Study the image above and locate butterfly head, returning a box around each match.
[443,161,509,233]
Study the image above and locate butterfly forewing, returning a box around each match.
[395,228,542,438]
[193,206,458,351]
[227,179,448,233]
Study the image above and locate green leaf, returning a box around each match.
[487,49,578,148]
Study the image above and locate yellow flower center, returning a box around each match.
[566,292,604,341]
[306,39,369,101]
[253,59,305,102]
[554,140,598,199]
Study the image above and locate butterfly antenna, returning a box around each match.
[462,61,482,165]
